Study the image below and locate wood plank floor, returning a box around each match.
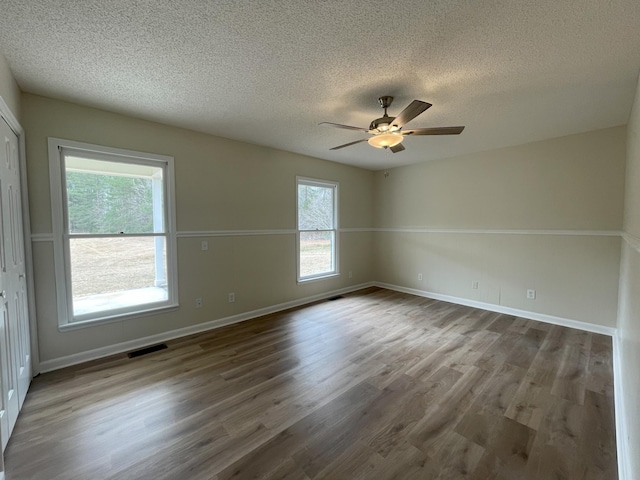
[3,288,617,479]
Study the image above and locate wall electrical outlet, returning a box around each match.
[418,273,423,281]
[527,289,536,300]
[348,271,353,279]
[195,297,203,308]
[228,292,235,303]
[472,281,479,290]
[201,240,208,251]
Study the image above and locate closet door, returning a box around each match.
[0,296,17,451]
[0,115,30,451]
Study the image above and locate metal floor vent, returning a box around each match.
[127,343,168,358]
[327,295,344,301]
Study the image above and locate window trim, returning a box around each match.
[296,176,339,283]
[48,138,179,331]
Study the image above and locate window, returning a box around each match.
[297,177,338,281]
[48,138,178,329]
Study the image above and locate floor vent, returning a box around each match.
[327,295,344,301]
[127,343,168,358]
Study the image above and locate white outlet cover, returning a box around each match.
[201,240,208,251]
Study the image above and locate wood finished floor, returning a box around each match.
[4,288,617,479]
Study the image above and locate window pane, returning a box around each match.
[69,236,168,317]
[300,231,334,277]
[298,184,334,230]
[64,156,164,234]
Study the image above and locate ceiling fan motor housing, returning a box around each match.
[369,116,397,133]
[370,96,398,132]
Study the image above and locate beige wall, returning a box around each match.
[373,127,626,327]
[618,73,640,478]
[0,52,20,120]
[22,93,374,362]
[626,79,640,240]
[375,127,625,230]
[20,91,629,367]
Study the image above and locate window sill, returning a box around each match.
[58,303,179,332]
[297,272,340,284]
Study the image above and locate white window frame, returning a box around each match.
[48,138,179,331]
[296,176,339,283]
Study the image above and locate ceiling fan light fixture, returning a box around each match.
[368,132,403,149]
[322,96,463,152]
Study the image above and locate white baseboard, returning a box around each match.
[374,282,617,336]
[39,282,375,373]
[40,280,616,371]
[612,332,632,480]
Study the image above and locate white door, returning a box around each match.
[0,115,30,451]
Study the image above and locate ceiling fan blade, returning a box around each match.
[390,143,405,153]
[403,126,465,136]
[319,122,368,132]
[392,100,432,128]
[330,138,369,150]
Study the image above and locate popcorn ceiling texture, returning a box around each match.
[0,0,639,170]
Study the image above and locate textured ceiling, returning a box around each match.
[0,1,639,170]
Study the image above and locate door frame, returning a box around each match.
[0,96,39,375]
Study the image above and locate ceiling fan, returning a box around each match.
[320,96,464,153]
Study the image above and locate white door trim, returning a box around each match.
[0,97,39,375]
